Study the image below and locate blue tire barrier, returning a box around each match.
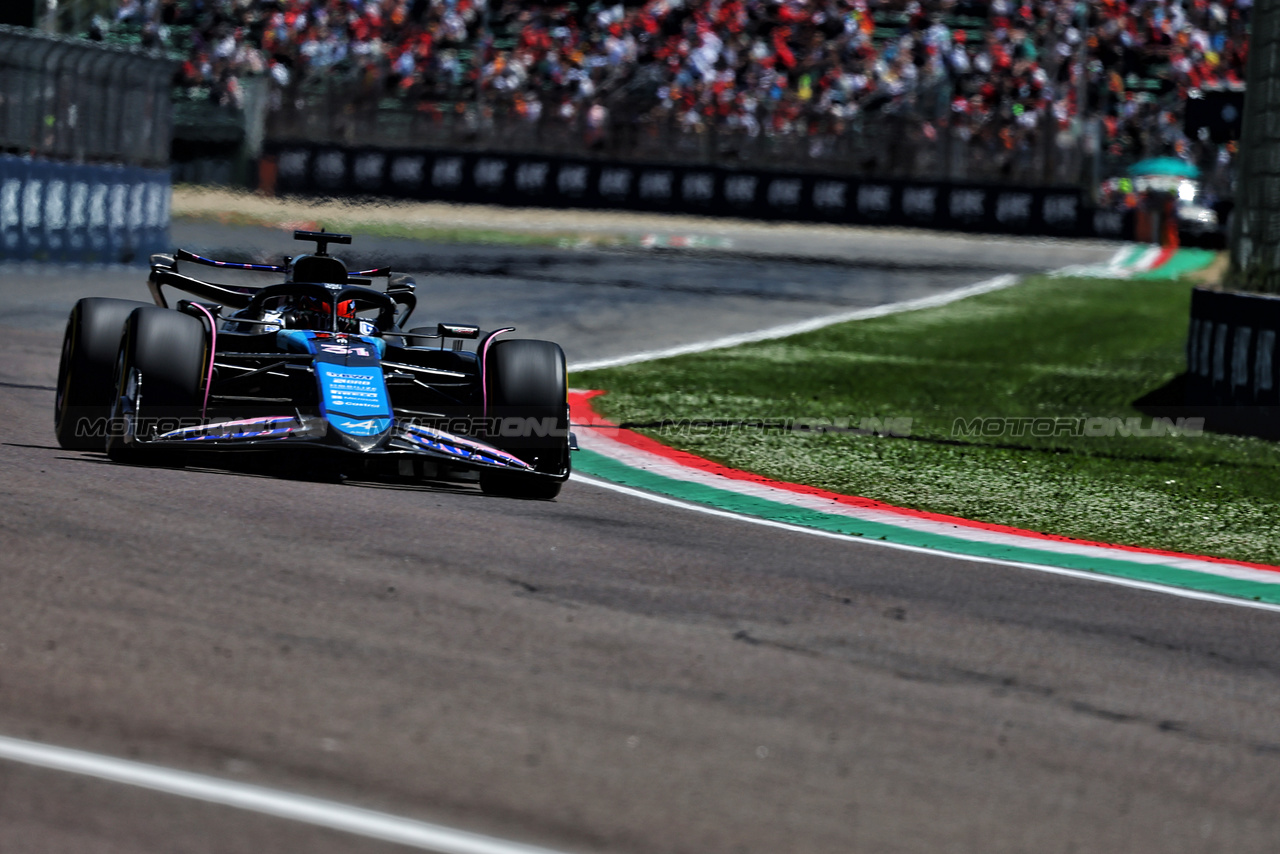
[0,154,170,264]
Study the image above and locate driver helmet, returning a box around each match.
[283,295,359,332]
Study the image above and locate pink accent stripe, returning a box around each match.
[199,416,294,429]
[480,328,514,420]
[569,390,1280,574]
[189,303,218,421]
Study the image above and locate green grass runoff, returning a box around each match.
[574,274,1280,566]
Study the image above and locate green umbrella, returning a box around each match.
[1127,157,1201,179]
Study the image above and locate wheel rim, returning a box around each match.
[108,348,140,449]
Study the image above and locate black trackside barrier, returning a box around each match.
[1174,288,1280,440]
[264,141,1129,240]
[1186,288,1280,408]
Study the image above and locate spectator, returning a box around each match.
[114,0,1249,181]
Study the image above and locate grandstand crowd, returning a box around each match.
[111,0,1250,172]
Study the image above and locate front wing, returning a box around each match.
[140,414,564,478]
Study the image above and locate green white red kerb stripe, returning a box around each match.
[1051,244,1218,280]
[568,390,1280,609]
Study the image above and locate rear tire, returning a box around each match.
[105,307,207,464]
[55,298,151,450]
[478,338,569,500]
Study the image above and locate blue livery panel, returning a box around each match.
[316,364,393,437]
[283,330,395,442]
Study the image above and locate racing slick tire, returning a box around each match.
[106,307,207,464]
[55,297,152,450]
[479,338,570,500]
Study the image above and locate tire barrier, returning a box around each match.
[264,142,1131,241]
[0,155,170,264]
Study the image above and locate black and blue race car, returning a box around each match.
[55,230,572,499]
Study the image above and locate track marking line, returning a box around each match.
[570,474,1280,614]
[0,735,579,854]
[570,274,1018,371]
[570,416,1280,606]
[566,397,1279,579]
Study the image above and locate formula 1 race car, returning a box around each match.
[55,230,572,499]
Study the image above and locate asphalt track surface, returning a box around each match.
[3,226,1280,853]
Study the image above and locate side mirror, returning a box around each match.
[389,273,416,292]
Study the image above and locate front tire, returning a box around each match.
[480,470,564,500]
[55,298,151,450]
[105,307,207,463]
[479,338,570,500]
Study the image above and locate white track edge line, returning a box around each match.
[1105,245,1134,267]
[570,473,1280,614]
[569,274,1018,370]
[574,430,1280,583]
[0,735,576,854]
